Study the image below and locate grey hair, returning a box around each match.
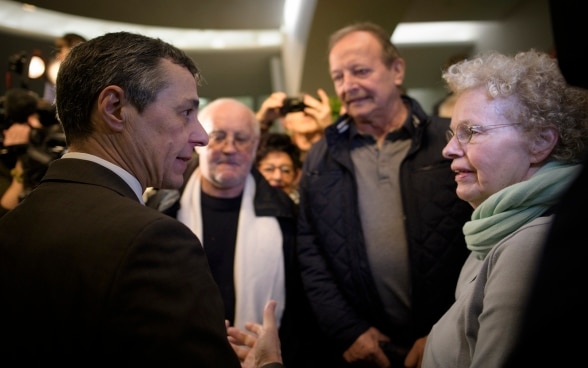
[198,98,260,137]
[443,49,588,163]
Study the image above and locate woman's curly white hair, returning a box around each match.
[443,49,588,163]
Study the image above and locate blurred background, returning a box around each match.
[0,0,553,114]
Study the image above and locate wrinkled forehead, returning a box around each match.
[329,32,381,66]
[453,88,519,125]
[202,111,256,136]
[283,111,312,122]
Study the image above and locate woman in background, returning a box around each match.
[256,132,302,204]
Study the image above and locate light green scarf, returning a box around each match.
[464,161,582,260]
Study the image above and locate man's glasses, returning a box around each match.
[208,131,255,150]
[446,123,517,144]
[259,164,295,176]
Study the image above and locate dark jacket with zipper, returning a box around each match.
[297,96,473,364]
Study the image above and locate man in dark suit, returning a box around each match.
[0,31,282,368]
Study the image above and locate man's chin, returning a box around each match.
[213,172,246,186]
[348,103,370,117]
[158,177,183,190]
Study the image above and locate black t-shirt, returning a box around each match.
[201,189,242,324]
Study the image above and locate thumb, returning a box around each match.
[263,300,277,329]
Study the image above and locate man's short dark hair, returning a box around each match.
[55,31,200,144]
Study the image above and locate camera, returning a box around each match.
[1,121,66,195]
[280,96,306,115]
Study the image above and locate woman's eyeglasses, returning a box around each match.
[259,165,295,176]
[446,123,517,144]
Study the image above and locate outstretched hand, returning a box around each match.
[227,300,283,368]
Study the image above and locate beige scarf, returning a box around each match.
[177,169,285,329]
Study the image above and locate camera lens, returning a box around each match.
[280,97,306,115]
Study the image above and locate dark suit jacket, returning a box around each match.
[0,157,241,367]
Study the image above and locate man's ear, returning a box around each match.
[97,85,125,132]
[530,126,558,163]
[391,57,406,87]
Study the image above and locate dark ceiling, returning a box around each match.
[1,0,552,105]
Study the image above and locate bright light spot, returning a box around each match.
[28,55,45,79]
[21,3,37,12]
[46,60,60,84]
[392,21,491,45]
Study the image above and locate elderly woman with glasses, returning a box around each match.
[412,50,588,368]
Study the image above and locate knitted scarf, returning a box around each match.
[463,161,582,259]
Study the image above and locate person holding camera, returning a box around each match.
[0,88,52,216]
[256,88,333,161]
